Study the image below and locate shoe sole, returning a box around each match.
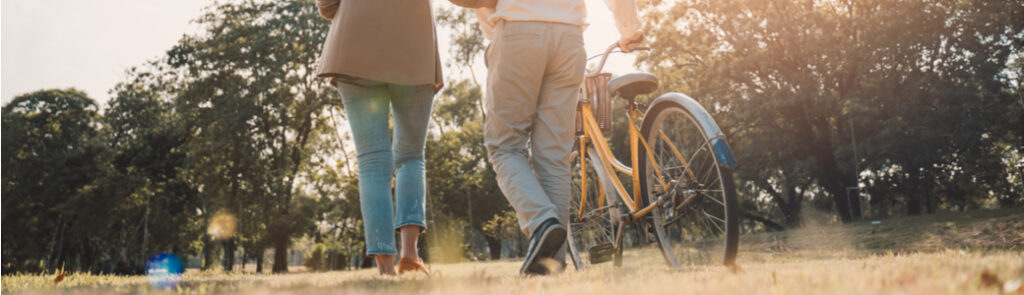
[520,224,567,275]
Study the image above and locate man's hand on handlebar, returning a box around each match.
[592,34,649,74]
[619,31,645,53]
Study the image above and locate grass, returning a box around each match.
[4,208,1023,294]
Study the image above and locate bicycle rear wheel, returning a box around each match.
[567,146,623,270]
[637,93,739,268]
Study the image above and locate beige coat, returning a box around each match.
[316,0,443,89]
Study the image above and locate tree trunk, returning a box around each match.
[45,212,66,273]
[792,106,856,222]
[742,210,785,231]
[272,236,289,273]
[783,200,803,229]
[924,189,937,214]
[329,251,339,270]
[817,154,854,223]
[201,236,215,271]
[241,247,247,272]
[781,185,803,229]
[484,236,502,260]
[907,195,922,215]
[849,186,863,220]
[223,238,236,271]
[141,201,149,266]
[907,169,922,216]
[255,246,265,273]
[360,255,374,269]
[761,180,803,229]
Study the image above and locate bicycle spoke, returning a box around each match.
[704,177,721,189]
[703,209,726,225]
[695,208,718,237]
[690,207,721,236]
[570,148,622,268]
[640,101,738,267]
[702,191,726,207]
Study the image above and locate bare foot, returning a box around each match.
[375,255,396,276]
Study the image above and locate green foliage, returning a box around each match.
[640,0,1024,226]
[424,212,472,263]
[481,204,519,242]
[167,0,336,273]
[430,6,520,261]
[2,89,110,273]
[424,78,514,260]
[302,151,364,270]
[481,210,527,257]
[105,62,205,269]
[0,0,356,274]
[9,0,1022,275]
[436,7,487,76]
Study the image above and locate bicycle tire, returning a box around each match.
[636,92,739,267]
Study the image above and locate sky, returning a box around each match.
[1,0,210,106]
[2,0,639,107]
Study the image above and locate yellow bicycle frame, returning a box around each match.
[576,102,701,221]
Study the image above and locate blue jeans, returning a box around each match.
[337,78,435,256]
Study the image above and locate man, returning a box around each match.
[475,0,644,275]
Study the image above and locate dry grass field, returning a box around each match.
[4,208,1023,295]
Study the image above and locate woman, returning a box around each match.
[316,0,443,275]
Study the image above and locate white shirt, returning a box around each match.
[474,0,641,40]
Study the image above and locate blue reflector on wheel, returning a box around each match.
[712,138,736,168]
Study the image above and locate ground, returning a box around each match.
[4,208,1023,294]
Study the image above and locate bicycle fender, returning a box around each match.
[649,92,737,169]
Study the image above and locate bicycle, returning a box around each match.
[567,42,739,270]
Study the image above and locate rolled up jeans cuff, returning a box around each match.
[395,221,427,233]
[366,249,397,256]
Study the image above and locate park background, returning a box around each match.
[1,0,1022,281]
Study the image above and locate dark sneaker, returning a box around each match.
[520,218,567,275]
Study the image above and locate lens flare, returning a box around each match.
[146,253,184,289]
[207,211,237,241]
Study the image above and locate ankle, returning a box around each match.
[399,226,422,260]
[375,255,396,275]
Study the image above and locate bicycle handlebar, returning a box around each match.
[589,42,650,76]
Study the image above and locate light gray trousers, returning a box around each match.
[484,21,586,261]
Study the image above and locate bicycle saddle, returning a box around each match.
[608,72,659,100]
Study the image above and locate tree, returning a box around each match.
[422,79,510,260]
[167,0,336,273]
[432,6,515,260]
[103,62,204,272]
[639,0,1024,225]
[304,156,365,270]
[2,89,108,273]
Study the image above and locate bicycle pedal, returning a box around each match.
[588,243,615,264]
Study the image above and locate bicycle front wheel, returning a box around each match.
[637,93,739,268]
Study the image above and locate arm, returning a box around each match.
[603,0,644,51]
[474,7,497,40]
[317,0,340,20]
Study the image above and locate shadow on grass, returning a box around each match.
[733,208,1024,261]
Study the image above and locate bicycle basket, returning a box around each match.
[576,73,613,136]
